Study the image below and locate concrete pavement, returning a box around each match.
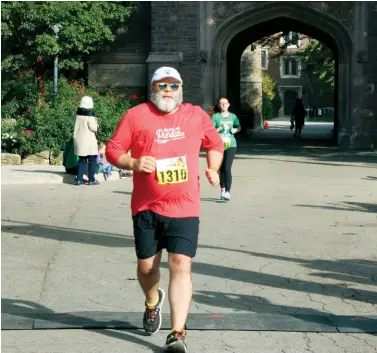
[2,141,377,352]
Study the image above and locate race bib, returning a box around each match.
[156,155,188,185]
[222,136,231,148]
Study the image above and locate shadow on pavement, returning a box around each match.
[113,191,133,196]
[14,169,76,184]
[232,138,376,167]
[1,221,134,248]
[198,246,377,289]
[193,290,327,316]
[201,197,225,203]
[1,299,163,353]
[3,221,376,306]
[364,176,377,180]
[192,290,377,333]
[181,262,377,305]
[295,201,377,214]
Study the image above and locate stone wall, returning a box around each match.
[88,1,151,97]
[1,151,63,165]
[147,2,202,104]
[177,2,202,105]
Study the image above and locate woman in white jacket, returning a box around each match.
[73,96,100,185]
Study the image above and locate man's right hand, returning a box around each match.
[131,156,156,173]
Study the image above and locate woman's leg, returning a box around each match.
[223,147,236,192]
[88,155,98,182]
[77,156,87,183]
[297,126,302,138]
[219,149,228,190]
[297,122,303,138]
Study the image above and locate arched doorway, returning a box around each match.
[212,2,352,145]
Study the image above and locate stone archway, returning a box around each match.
[211,2,353,145]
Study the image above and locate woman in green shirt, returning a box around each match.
[211,97,241,201]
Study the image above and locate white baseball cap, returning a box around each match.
[79,96,94,109]
[151,66,183,84]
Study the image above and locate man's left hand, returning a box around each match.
[205,168,220,186]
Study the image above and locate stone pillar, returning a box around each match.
[349,1,370,148]
[199,1,216,109]
[240,45,263,129]
[364,3,377,148]
[147,2,182,96]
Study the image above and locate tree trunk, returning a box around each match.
[35,56,46,97]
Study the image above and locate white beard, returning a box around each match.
[151,91,183,113]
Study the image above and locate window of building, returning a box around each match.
[261,49,268,70]
[281,56,300,78]
[281,31,300,48]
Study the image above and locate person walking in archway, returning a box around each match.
[291,98,306,139]
[212,97,241,201]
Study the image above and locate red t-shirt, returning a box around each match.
[106,102,224,218]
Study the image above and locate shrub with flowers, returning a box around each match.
[1,74,145,158]
[1,119,20,152]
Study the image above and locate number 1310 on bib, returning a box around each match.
[156,156,189,185]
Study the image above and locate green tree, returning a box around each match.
[1,1,135,95]
[262,72,281,120]
[298,39,335,88]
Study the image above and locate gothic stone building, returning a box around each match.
[89,1,377,148]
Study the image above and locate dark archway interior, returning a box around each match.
[227,16,338,142]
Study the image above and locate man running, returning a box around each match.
[106,66,224,353]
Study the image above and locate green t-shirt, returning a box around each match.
[212,112,240,150]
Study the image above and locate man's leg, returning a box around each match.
[133,210,165,335]
[168,253,192,330]
[163,216,199,351]
[138,253,165,335]
[138,251,162,305]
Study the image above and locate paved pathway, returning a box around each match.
[2,142,377,352]
[251,117,334,140]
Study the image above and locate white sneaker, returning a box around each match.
[106,175,113,181]
[220,189,226,200]
[224,191,231,201]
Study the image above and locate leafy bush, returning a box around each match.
[262,92,274,121]
[1,119,20,153]
[271,87,282,116]
[1,75,144,157]
[262,72,281,120]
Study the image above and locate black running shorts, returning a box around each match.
[132,210,199,259]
